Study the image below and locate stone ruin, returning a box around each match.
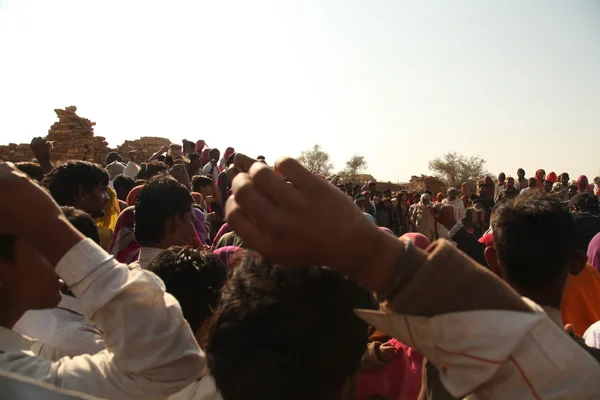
[0,106,171,165]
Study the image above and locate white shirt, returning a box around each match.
[202,161,219,182]
[584,321,600,349]
[13,294,104,358]
[438,197,466,238]
[0,239,204,400]
[122,161,141,180]
[169,375,221,400]
[357,298,600,399]
[128,246,166,270]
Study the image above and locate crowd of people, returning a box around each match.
[2,137,600,399]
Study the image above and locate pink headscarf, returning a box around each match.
[578,175,589,193]
[401,233,431,250]
[213,246,243,271]
[195,140,209,154]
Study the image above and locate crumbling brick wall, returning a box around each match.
[0,106,172,165]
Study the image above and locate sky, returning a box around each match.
[0,1,599,182]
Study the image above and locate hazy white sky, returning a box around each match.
[1,0,599,182]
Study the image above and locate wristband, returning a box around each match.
[377,239,414,302]
[447,221,464,239]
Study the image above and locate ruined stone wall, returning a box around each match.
[0,106,172,165]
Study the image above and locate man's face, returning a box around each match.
[507,178,515,189]
[0,238,62,312]
[199,185,212,198]
[80,183,109,218]
[172,208,196,247]
[211,150,220,162]
[568,186,578,198]
[448,190,457,200]
[479,185,488,196]
[517,170,525,179]
[422,196,430,205]
[544,181,553,193]
[498,174,506,183]
[561,174,570,186]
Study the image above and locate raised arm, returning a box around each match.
[223,156,600,399]
[0,163,203,399]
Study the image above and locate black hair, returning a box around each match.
[105,152,122,165]
[0,234,18,263]
[16,162,44,182]
[113,175,135,199]
[61,206,100,244]
[499,172,506,179]
[191,175,213,193]
[136,163,147,180]
[492,191,577,288]
[209,148,220,158]
[147,246,227,332]
[46,161,109,206]
[165,155,174,168]
[517,168,525,174]
[528,177,537,188]
[135,179,146,186]
[134,177,193,245]
[145,160,168,179]
[207,252,373,400]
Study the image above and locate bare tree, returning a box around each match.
[298,144,334,176]
[340,155,368,182]
[428,152,491,191]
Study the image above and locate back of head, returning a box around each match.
[191,175,213,193]
[145,160,168,179]
[105,152,122,165]
[15,162,44,182]
[134,177,193,245]
[492,191,576,289]
[46,161,109,206]
[61,206,100,244]
[147,247,227,332]
[112,175,135,198]
[207,252,373,400]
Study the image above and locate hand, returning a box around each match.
[376,342,397,362]
[225,156,397,272]
[127,150,137,164]
[30,137,52,163]
[431,203,457,230]
[228,153,257,185]
[0,162,83,265]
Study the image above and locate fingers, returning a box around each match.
[273,157,320,190]
[231,172,282,228]
[225,196,275,256]
[233,153,256,174]
[249,162,304,208]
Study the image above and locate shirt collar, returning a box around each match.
[541,306,563,328]
[57,294,82,314]
[138,247,167,269]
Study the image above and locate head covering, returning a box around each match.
[587,233,600,272]
[106,161,125,181]
[211,222,232,250]
[126,185,144,207]
[436,192,445,202]
[192,208,208,245]
[191,192,203,204]
[546,172,557,183]
[578,175,590,192]
[224,147,235,159]
[535,169,546,189]
[478,233,495,248]
[213,246,244,271]
[483,176,493,186]
[420,193,431,203]
[109,206,141,264]
[401,233,431,250]
[195,140,208,154]
[95,186,120,232]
